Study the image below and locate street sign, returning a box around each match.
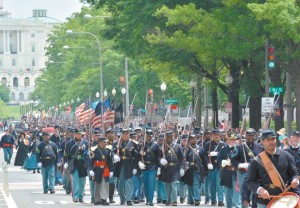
[261,97,274,113]
[166,98,178,104]
[269,87,284,94]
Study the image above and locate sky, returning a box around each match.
[2,0,85,21]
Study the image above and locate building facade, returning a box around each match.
[0,7,61,103]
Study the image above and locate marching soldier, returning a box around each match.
[286,131,300,174]
[183,133,208,206]
[106,132,116,204]
[231,128,263,208]
[0,128,15,165]
[112,128,139,206]
[89,135,114,205]
[64,128,89,203]
[50,125,63,186]
[61,127,74,194]
[138,128,160,206]
[204,128,226,206]
[156,134,167,204]
[36,132,58,194]
[158,131,185,206]
[89,128,101,204]
[218,133,240,208]
[247,129,299,208]
[179,135,188,204]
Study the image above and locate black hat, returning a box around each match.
[105,127,113,133]
[261,129,276,140]
[130,131,137,136]
[122,128,129,133]
[74,128,82,134]
[182,134,189,140]
[204,129,212,134]
[99,136,108,142]
[42,131,50,136]
[54,125,61,129]
[291,130,299,137]
[93,128,101,135]
[188,133,197,139]
[166,130,173,135]
[68,127,75,132]
[193,127,201,135]
[146,129,153,135]
[246,128,256,135]
[212,128,220,134]
[158,134,164,139]
[133,127,142,132]
[228,133,238,140]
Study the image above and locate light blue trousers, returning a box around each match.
[41,165,55,192]
[71,169,86,200]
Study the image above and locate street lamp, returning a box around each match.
[160,81,166,105]
[96,91,100,98]
[121,87,126,119]
[225,73,233,128]
[84,14,111,19]
[104,89,108,98]
[66,29,103,102]
[190,79,196,115]
[112,88,116,97]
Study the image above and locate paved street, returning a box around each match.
[0,151,219,208]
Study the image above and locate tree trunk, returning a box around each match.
[249,96,262,131]
[211,86,218,128]
[195,76,202,128]
[231,75,240,128]
[295,78,300,130]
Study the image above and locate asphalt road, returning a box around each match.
[0,151,220,208]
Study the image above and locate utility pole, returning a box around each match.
[265,40,270,97]
[286,71,292,135]
[125,58,129,123]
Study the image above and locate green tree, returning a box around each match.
[0,85,10,103]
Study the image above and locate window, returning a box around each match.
[9,32,12,38]
[19,92,24,101]
[31,33,35,38]
[32,59,35,66]
[24,77,30,87]
[1,77,7,86]
[0,59,2,66]
[11,92,15,101]
[31,45,36,52]
[13,77,18,87]
[12,59,16,66]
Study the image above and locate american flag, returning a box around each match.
[91,97,115,128]
[76,100,94,124]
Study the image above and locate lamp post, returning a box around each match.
[66,30,103,103]
[190,79,196,115]
[160,81,166,105]
[121,87,126,120]
[225,73,233,128]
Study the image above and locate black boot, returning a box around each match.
[102,199,109,205]
[109,184,115,203]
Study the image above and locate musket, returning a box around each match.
[240,96,250,136]
[122,93,137,128]
[162,105,171,160]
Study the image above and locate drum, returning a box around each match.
[267,192,300,208]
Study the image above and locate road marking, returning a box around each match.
[0,189,17,208]
[34,201,55,204]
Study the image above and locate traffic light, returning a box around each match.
[266,46,275,70]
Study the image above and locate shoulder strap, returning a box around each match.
[259,151,285,191]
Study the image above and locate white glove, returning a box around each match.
[89,170,95,177]
[27,153,31,157]
[157,167,161,176]
[160,158,168,166]
[221,160,231,168]
[180,169,185,177]
[138,161,146,170]
[64,163,68,169]
[207,163,213,170]
[37,162,42,168]
[243,162,249,169]
[209,151,218,157]
[132,169,137,175]
[109,172,113,178]
[57,163,61,167]
[238,163,244,169]
[113,155,120,163]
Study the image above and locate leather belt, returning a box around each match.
[167,162,177,166]
[121,156,129,160]
[42,156,52,160]
[223,166,235,171]
[2,143,13,148]
[145,161,154,164]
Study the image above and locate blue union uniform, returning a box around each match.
[64,138,89,202]
[139,139,160,205]
[0,133,15,164]
[204,140,226,205]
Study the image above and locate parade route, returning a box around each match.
[0,151,220,207]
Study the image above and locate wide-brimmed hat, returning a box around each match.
[277,128,286,135]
